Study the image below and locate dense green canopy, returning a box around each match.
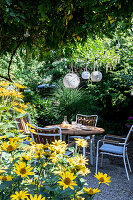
[0,0,133,55]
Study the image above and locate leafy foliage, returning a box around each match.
[0,0,133,55]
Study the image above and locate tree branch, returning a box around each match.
[0,75,13,82]
[7,39,23,82]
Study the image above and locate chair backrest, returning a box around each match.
[14,113,31,135]
[125,125,133,144]
[76,114,98,127]
[30,125,62,145]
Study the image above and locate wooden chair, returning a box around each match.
[96,125,133,180]
[15,113,73,156]
[69,114,98,160]
[76,114,98,127]
[30,124,62,144]
[14,113,31,135]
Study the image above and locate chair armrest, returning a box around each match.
[100,139,121,144]
[104,134,126,140]
[100,139,125,145]
[100,139,125,146]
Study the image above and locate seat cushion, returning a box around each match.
[69,136,83,139]
[99,144,124,154]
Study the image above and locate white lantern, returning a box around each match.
[131,88,133,96]
[91,71,102,82]
[63,73,80,88]
[81,70,90,79]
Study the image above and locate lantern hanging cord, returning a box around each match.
[94,58,98,71]
[86,58,89,71]
[71,64,74,73]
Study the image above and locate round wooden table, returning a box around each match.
[60,126,104,136]
[47,125,105,165]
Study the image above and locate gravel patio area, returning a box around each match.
[85,137,133,200]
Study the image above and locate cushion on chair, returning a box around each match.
[69,136,83,139]
[99,144,124,154]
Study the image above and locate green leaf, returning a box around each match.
[5,0,12,6]
[0,180,14,190]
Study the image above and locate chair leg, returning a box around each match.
[75,143,77,153]
[68,135,70,144]
[101,153,103,167]
[92,135,95,156]
[126,151,132,172]
[83,147,86,158]
[90,137,93,165]
[96,144,99,174]
[123,154,129,180]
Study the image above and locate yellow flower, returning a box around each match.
[84,187,100,195]
[75,154,88,165]
[0,81,10,87]
[14,161,34,178]
[43,150,51,157]
[0,135,7,140]
[34,149,44,160]
[28,178,45,188]
[19,153,32,162]
[14,83,26,89]
[71,193,85,200]
[0,88,11,96]
[0,169,5,173]
[49,152,60,163]
[9,137,21,143]
[51,140,66,147]
[78,166,91,176]
[48,140,67,154]
[26,136,32,141]
[58,171,77,190]
[77,36,81,40]
[10,190,29,200]
[0,175,13,181]
[26,122,35,129]
[49,145,66,154]
[106,14,115,24]
[94,172,111,185]
[43,162,48,167]
[1,140,18,153]
[9,90,24,98]
[75,138,88,147]
[29,194,45,200]
[19,103,28,108]
[54,165,66,175]
[14,107,26,114]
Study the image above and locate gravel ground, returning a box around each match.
[84,137,133,200]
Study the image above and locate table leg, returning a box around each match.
[83,147,86,157]
[90,136,93,165]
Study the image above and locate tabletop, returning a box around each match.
[46,124,105,136]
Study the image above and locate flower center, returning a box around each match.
[64,177,71,185]
[2,176,7,181]
[89,188,93,194]
[20,167,26,174]
[99,177,104,182]
[7,145,14,152]
[18,194,23,200]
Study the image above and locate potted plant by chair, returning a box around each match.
[125,116,133,129]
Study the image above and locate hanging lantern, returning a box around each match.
[91,71,102,82]
[81,59,90,79]
[131,87,133,96]
[63,73,80,88]
[91,58,102,82]
[24,29,30,37]
[82,70,90,79]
